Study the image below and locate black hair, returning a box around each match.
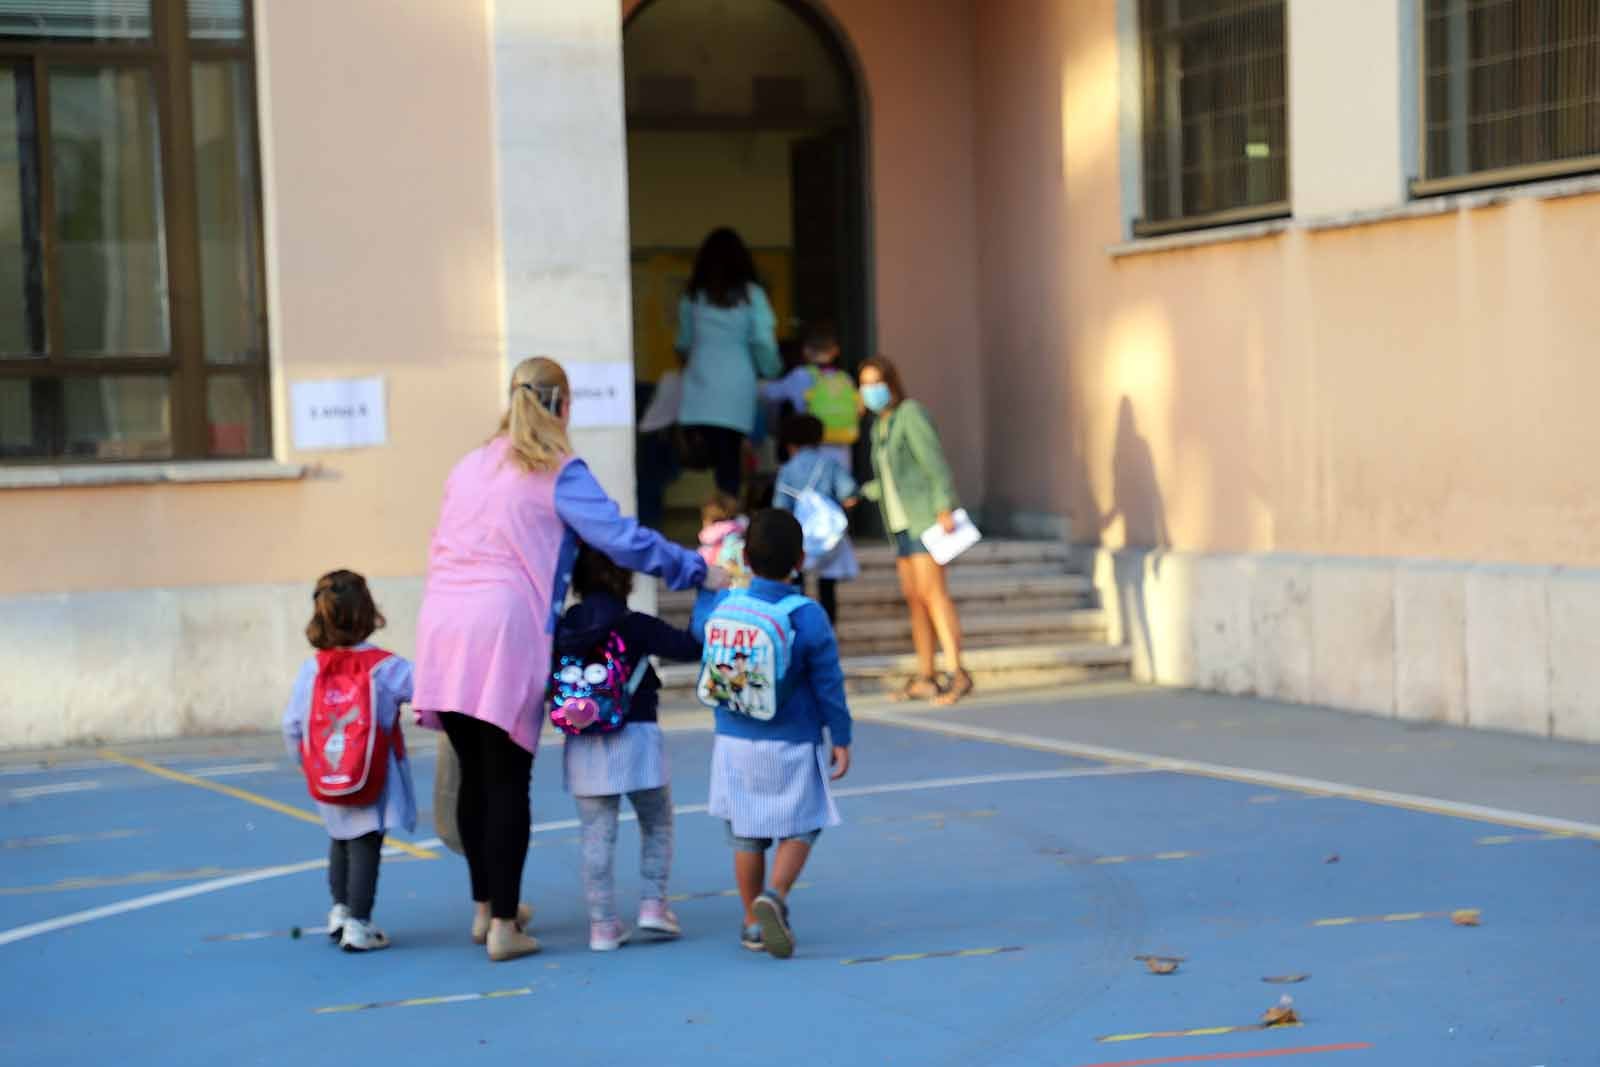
[780,413,825,455]
[744,509,804,580]
[572,543,633,602]
[686,227,760,308]
[802,322,839,352]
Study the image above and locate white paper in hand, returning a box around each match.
[920,509,982,566]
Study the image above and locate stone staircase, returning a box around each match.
[653,539,1131,698]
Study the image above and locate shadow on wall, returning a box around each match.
[1101,396,1170,675]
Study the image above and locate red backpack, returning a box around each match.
[300,648,403,807]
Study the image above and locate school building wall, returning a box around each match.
[975,0,1600,742]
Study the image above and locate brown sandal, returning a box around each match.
[934,669,974,706]
[893,674,943,702]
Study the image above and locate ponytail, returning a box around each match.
[498,357,572,473]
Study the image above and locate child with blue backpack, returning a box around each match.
[692,509,853,958]
[774,413,859,625]
[551,545,703,952]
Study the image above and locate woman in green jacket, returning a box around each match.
[858,356,972,704]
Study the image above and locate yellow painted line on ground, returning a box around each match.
[1311,908,1476,927]
[97,749,437,860]
[1052,850,1201,866]
[841,945,1023,966]
[0,866,242,895]
[1099,1022,1302,1044]
[1477,831,1577,846]
[315,987,532,1014]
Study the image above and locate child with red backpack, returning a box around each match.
[550,545,703,952]
[283,570,417,952]
[691,509,853,959]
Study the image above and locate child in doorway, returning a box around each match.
[283,569,417,952]
[774,413,860,625]
[555,545,704,951]
[698,491,751,589]
[692,509,853,959]
[760,323,860,473]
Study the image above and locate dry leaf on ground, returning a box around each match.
[1262,974,1310,984]
[1262,995,1300,1027]
[1144,957,1180,974]
[1451,909,1481,926]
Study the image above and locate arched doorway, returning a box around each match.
[623,0,870,534]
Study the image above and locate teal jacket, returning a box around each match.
[862,400,959,537]
[675,284,782,434]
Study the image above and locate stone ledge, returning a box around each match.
[1107,172,1600,259]
[0,460,308,490]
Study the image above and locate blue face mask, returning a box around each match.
[861,382,892,413]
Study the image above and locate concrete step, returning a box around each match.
[834,607,1108,654]
[654,570,1095,624]
[656,641,1132,700]
[850,539,1070,571]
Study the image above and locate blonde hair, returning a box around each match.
[497,357,572,473]
[701,490,741,527]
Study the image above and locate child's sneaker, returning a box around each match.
[326,903,351,941]
[339,918,390,953]
[753,891,794,959]
[740,922,764,952]
[589,918,631,952]
[637,900,681,938]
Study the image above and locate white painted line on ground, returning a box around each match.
[0,760,110,778]
[2,829,147,850]
[10,781,101,800]
[188,763,279,778]
[3,762,1138,946]
[863,709,1600,840]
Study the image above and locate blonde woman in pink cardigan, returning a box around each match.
[414,357,726,962]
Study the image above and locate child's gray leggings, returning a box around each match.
[574,785,674,922]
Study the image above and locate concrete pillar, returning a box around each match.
[1287,0,1406,217]
[490,0,636,503]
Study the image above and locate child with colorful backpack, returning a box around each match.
[759,323,860,474]
[283,570,417,952]
[550,545,703,951]
[691,509,853,959]
[698,490,751,589]
[774,413,860,625]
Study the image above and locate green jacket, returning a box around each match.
[862,399,959,537]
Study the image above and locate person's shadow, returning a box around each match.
[1100,397,1171,679]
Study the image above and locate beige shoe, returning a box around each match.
[486,921,541,962]
[472,902,532,945]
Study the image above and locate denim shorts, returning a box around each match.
[892,530,928,558]
[724,822,823,853]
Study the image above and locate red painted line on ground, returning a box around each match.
[1073,1042,1372,1067]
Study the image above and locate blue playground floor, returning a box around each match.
[1,708,1595,1067]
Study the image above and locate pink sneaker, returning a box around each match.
[637,900,681,938]
[589,918,631,952]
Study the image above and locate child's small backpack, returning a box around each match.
[783,461,849,564]
[805,367,860,445]
[301,648,401,807]
[548,630,650,735]
[696,591,811,721]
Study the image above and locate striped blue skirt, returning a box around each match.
[707,735,841,840]
[562,723,668,798]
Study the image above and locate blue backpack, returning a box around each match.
[695,592,810,721]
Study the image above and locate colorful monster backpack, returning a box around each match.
[301,647,401,807]
[547,631,651,736]
[805,366,860,445]
[696,592,810,721]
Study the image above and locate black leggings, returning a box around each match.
[328,831,383,921]
[441,712,533,919]
[685,424,746,498]
[794,577,839,625]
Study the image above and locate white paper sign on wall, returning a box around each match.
[290,377,388,451]
[564,361,635,429]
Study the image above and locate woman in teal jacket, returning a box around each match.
[676,228,783,498]
[859,355,972,704]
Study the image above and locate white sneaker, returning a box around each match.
[340,918,390,953]
[326,904,351,941]
[588,918,631,952]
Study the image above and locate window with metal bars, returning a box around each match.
[1135,0,1289,236]
[0,0,268,464]
[1419,0,1600,195]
